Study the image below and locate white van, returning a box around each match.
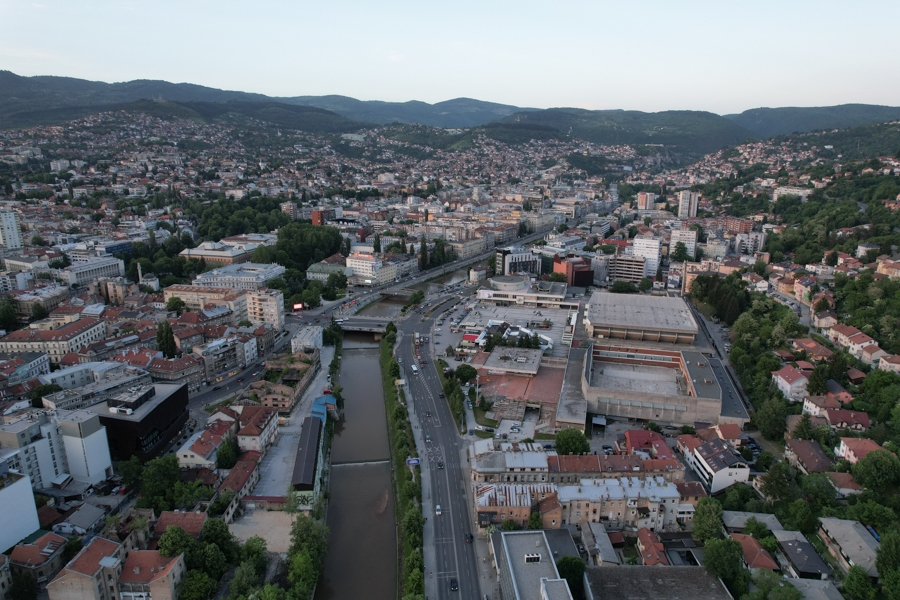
[411,364,419,375]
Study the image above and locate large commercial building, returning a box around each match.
[477,276,579,310]
[61,257,126,287]
[677,190,699,219]
[584,294,698,343]
[40,365,153,411]
[179,241,250,265]
[0,211,23,249]
[162,285,248,324]
[192,263,286,291]
[88,383,189,461]
[57,410,114,486]
[496,246,541,276]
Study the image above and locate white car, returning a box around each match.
[435,505,442,515]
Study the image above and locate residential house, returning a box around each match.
[785,439,833,475]
[774,530,830,580]
[878,354,900,374]
[207,405,277,455]
[153,512,207,542]
[686,438,750,494]
[823,410,870,433]
[674,481,706,525]
[824,472,863,500]
[51,503,106,537]
[219,455,260,522]
[824,380,853,404]
[722,511,783,534]
[817,517,880,578]
[803,396,841,417]
[772,366,809,400]
[117,551,186,600]
[636,528,669,566]
[47,537,125,600]
[785,414,827,438]
[813,311,838,330]
[791,338,833,362]
[731,533,779,572]
[835,438,888,465]
[0,555,11,600]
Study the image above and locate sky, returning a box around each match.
[2,0,899,114]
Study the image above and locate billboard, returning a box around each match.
[293,303,304,310]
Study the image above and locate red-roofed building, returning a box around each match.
[803,396,840,416]
[208,405,277,455]
[636,528,669,566]
[47,537,125,600]
[836,438,889,465]
[772,365,809,400]
[219,457,260,522]
[0,319,107,364]
[9,532,68,588]
[825,472,864,499]
[153,512,207,541]
[731,533,779,571]
[118,551,186,600]
[617,430,675,460]
[824,410,870,432]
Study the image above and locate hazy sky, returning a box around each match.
[3,0,899,114]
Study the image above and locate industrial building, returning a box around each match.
[584,294,698,343]
[477,275,579,310]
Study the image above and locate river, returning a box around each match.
[314,333,396,600]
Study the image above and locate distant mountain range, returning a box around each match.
[2,70,899,154]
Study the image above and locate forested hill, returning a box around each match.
[726,104,900,138]
[498,108,755,155]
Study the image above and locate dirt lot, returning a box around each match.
[229,509,295,553]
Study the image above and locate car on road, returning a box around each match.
[238,378,243,383]
[438,392,444,398]
[435,505,442,515]
[398,357,402,363]
[450,578,458,592]
[213,386,221,391]
[465,533,473,543]
[425,434,431,443]
[438,461,444,469]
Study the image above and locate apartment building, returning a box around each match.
[10,285,70,318]
[557,476,679,531]
[496,246,541,276]
[685,438,750,494]
[57,410,114,486]
[0,318,107,364]
[677,191,698,219]
[0,211,23,249]
[246,288,285,331]
[0,413,68,488]
[0,460,41,553]
[670,228,698,260]
[47,537,125,600]
[280,201,300,220]
[193,337,248,383]
[9,532,68,589]
[631,235,662,278]
[192,263,286,291]
[345,253,384,285]
[162,285,248,324]
[0,351,50,385]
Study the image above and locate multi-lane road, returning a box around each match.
[395,288,482,600]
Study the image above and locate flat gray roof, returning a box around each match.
[502,531,561,600]
[585,566,732,600]
[88,383,183,422]
[682,351,721,400]
[483,347,543,375]
[586,293,698,334]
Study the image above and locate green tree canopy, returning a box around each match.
[555,428,590,456]
[692,497,723,545]
[177,570,217,600]
[455,364,477,384]
[852,449,900,489]
[555,556,586,597]
[703,538,749,598]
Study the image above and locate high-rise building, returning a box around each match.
[670,229,698,261]
[632,235,662,278]
[0,211,23,249]
[678,191,699,219]
[637,192,658,211]
[280,201,300,220]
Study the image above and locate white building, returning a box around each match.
[192,263,286,291]
[637,192,658,210]
[246,288,285,331]
[735,232,767,255]
[0,460,41,553]
[0,413,68,488]
[632,235,662,278]
[687,438,750,494]
[346,253,384,285]
[677,191,699,219]
[61,257,125,287]
[292,326,323,353]
[57,410,113,486]
[0,211,23,249]
[496,246,541,276]
[670,229,698,261]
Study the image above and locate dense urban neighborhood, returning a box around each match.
[0,102,900,600]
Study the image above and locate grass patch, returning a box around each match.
[204,394,239,413]
[694,301,715,320]
[474,430,494,439]
[810,332,836,349]
[473,405,498,428]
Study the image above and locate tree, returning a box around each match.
[216,439,240,470]
[756,398,787,440]
[9,571,37,600]
[31,235,46,246]
[610,281,638,294]
[166,296,186,315]
[814,297,831,313]
[419,240,428,270]
[200,542,228,581]
[843,565,875,600]
[403,508,424,541]
[827,352,847,385]
[555,556,586,597]
[878,530,900,581]
[373,233,381,253]
[800,472,836,505]
[758,461,792,502]
[62,537,83,563]
[745,570,802,600]
[806,366,828,395]
[671,241,690,262]
[0,296,19,332]
[548,272,567,283]
[639,277,652,292]
[119,455,144,491]
[788,498,816,534]
[501,519,517,531]
[852,449,900,489]
[792,413,815,440]
[389,359,400,379]
[31,304,49,321]
[528,511,542,530]
[202,518,240,563]
[156,322,177,359]
[227,561,260,600]
[159,526,200,567]
[487,252,497,273]
[555,428,590,456]
[825,250,839,267]
[455,364,477,384]
[692,497,723,545]
[703,538,749,598]
[29,383,63,408]
[177,570,217,600]
[882,571,900,600]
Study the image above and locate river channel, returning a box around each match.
[313,333,396,600]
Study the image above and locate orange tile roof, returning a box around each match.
[154,511,207,539]
[66,538,122,576]
[10,532,67,567]
[731,533,778,570]
[119,551,180,584]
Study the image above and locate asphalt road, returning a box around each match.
[396,289,481,600]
